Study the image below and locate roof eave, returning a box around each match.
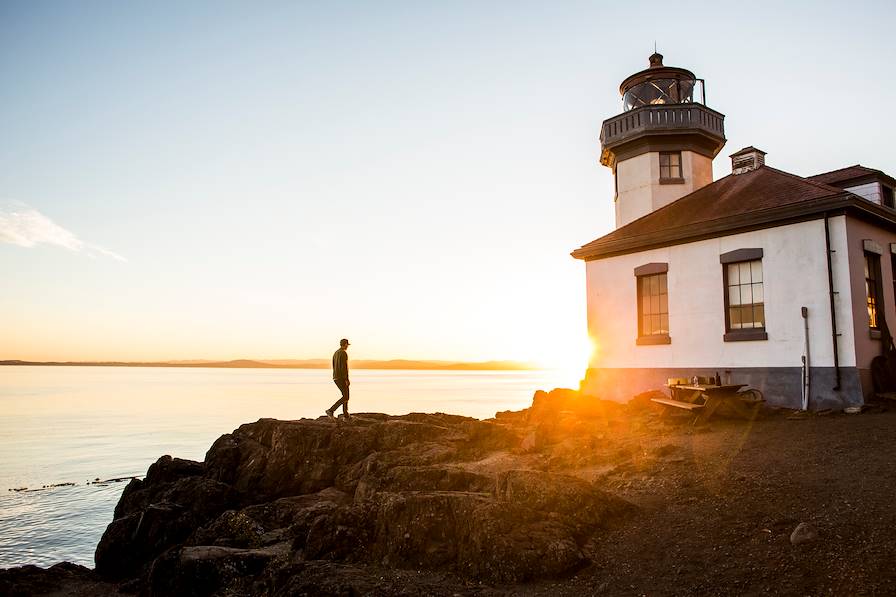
[570,193,879,261]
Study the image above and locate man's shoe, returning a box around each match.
[325,409,335,420]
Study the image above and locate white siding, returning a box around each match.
[846,182,882,204]
[614,151,713,228]
[585,217,856,370]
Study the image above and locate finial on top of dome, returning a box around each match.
[648,52,664,68]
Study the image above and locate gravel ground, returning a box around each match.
[516,407,896,596]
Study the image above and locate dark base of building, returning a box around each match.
[581,366,865,411]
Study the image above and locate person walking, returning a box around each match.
[326,338,351,421]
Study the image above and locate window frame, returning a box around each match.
[634,263,671,345]
[882,185,895,209]
[720,249,768,342]
[865,250,882,334]
[658,151,684,185]
[890,246,896,317]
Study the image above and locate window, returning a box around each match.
[659,151,683,182]
[891,252,896,314]
[634,263,670,345]
[865,251,881,330]
[882,185,895,209]
[720,249,767,341]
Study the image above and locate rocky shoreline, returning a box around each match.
[4,389,896,595]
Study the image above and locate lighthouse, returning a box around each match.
[600,53,727,228]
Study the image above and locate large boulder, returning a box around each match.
[497,469,632,527]
[92,411,635,590]
[190,488,352,550]
[113,455,205,519]
[528,388,625,422]
[95,461,237,578]
[204,416,470,499]
[147,544,287,597]
[0,563,117,597]
[359,485,621,582]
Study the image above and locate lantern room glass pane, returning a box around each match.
[622,78,696,111]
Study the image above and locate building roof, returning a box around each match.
[808,165,896,188]
[571,165,896,261]
[729,145,766,158]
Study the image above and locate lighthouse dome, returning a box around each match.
[619,53,699,111]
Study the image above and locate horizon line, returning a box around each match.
[0,358,546,371]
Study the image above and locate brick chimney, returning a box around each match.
[730,146,766,174]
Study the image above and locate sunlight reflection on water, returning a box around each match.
[0,366,578,567]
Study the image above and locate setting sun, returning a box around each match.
[531,332,594,388]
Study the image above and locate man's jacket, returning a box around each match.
[332,349,348,381]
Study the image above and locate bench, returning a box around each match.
[651,397,705,411]
[655,383,757,425]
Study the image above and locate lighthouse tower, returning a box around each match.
[600,53,726,228]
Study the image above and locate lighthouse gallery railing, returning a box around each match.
[600,103,725,146]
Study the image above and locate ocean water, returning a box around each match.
[0,365,576,568]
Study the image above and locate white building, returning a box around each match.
[572,53,896,409]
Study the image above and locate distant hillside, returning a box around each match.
[0,358,538,371]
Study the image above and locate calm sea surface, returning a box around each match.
[0,365,575,568]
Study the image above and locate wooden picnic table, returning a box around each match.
[653,383,760,425]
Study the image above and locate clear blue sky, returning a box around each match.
[2,0,894,366]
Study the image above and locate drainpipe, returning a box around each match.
[802,307,810,410]
[824,213,842,391]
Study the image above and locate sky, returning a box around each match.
[2,0,895,368]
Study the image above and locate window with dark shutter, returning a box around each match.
[634,263,670,345]
[720,249,767,342]
[882,186,895,209]
[866,251,881,330]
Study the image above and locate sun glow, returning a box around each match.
[534,333,595,389]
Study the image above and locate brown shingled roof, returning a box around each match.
[571,166,862,260]
[808,165,896,188]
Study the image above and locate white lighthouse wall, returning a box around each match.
[582,217,862,408]
[614,150,714,228]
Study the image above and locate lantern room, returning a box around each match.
[598,52,726,229]
[619,52,705,111]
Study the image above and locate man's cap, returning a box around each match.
[340,338,350,346]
